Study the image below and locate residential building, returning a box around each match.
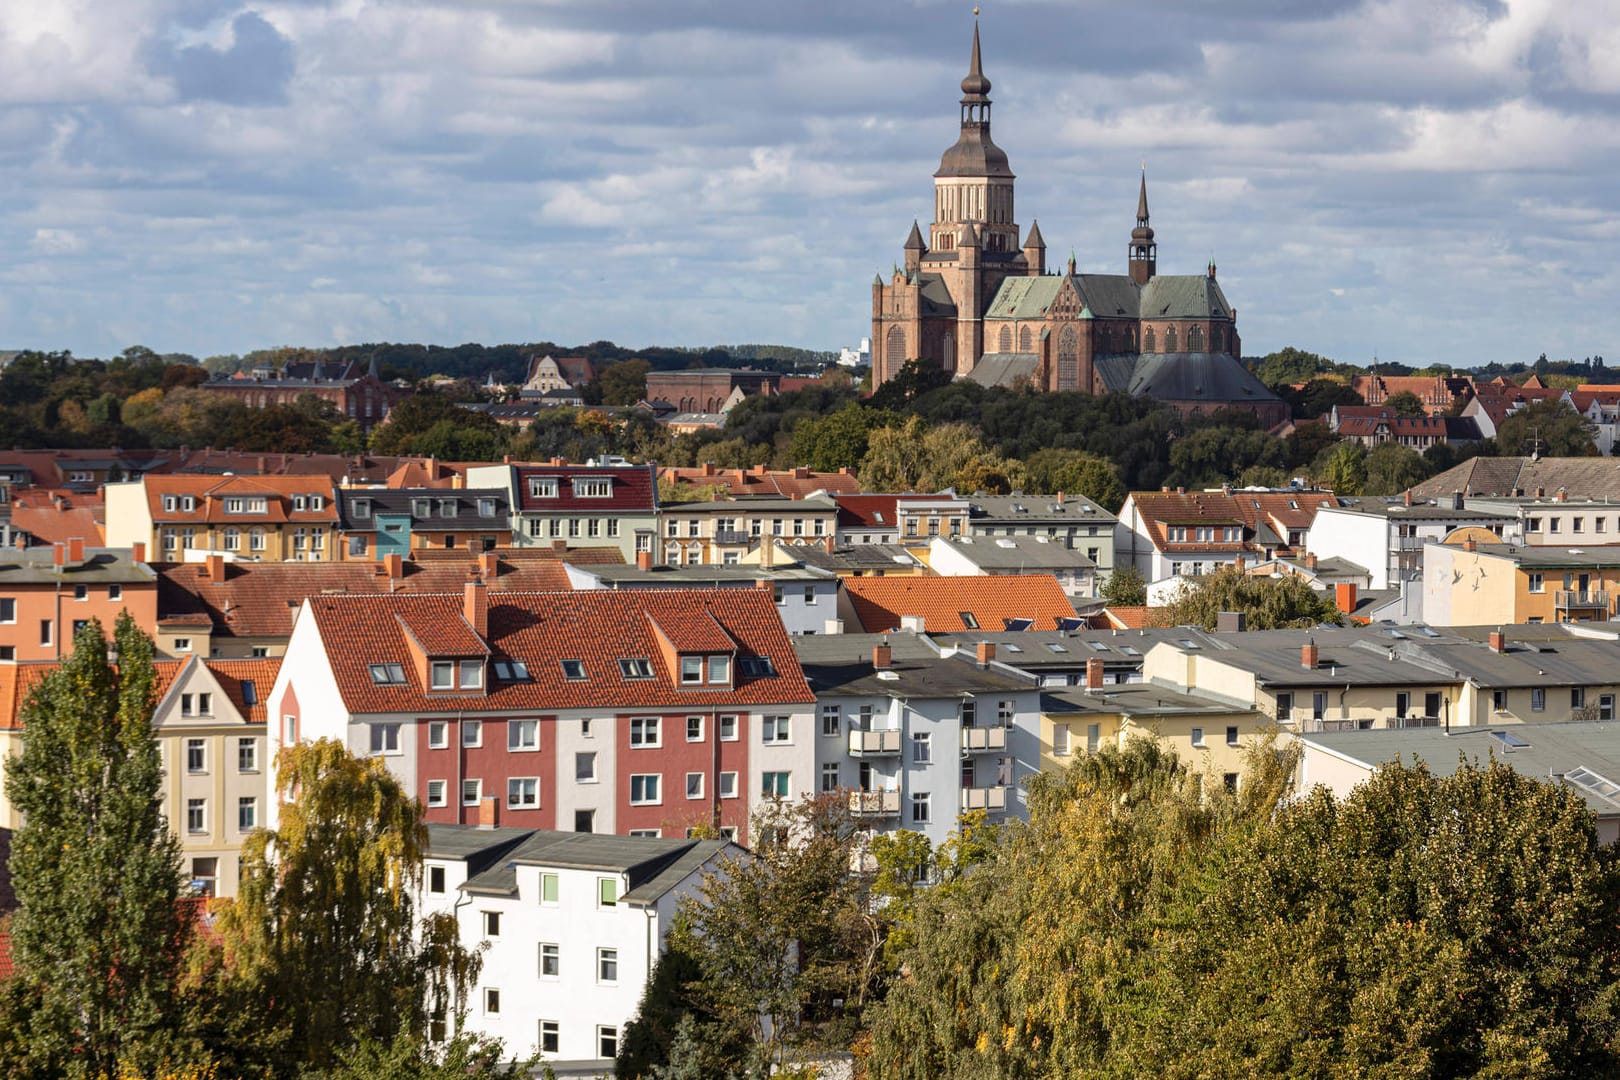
[655,495,838,566]
[268,585,816,843]
[1465,493,1620,548]
[1568,388,1620,456]
[1333,410,1480,451]
[833,493,972,547]
[464,462,658,562]
[1422,540,1620,626]
[105,475,341,562]
[519,355,597,398]
[337,488,511,560]
[564,559,840,636]
[964,493,1116,570]
[927,535,1096,598]
[1306,494,1513,590]
[0,540,157,662]
[840,574,1080,634]
[1348,374,1475,416]
[932,627,1211,686]
[658,463,863,501]
[1115,488,1341,584]
[199,357,405,429]
[1458,384,1568,441]
[1409,456,1620,501]
[421,825,735,1075]
[794,633,1041,844]
[773,542,927,579]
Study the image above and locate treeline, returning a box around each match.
[1246,345,1616,387]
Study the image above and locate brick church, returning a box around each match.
[870,24,1286,427]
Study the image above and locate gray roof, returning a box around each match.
[1459,543,1620,569]
[1300,721,1620,816]
[1412,457,1620,500]
[459,830,734,905]
[1121,352,1278,406]
[968,493,1115,525]
[985,276,1064,319]
[340,488,509,530]
[1326,497,1511,522]
[788,544,923,572]
[1072,274,1143,319]
[0,547,155,585]
[962,353,1039,389]
[423,825,534,873]
[577,563,834,586]
[1411,638,1620,689]
[794,632,1034,697]
[914,273,958,318]
[1139,274,1233,320]
[932,535,1096,571]
[663,495,837,514]
[1043,683,1257,718]
[1183,635,1454,690]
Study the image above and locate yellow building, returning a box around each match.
[1422,539,1620,626]
[105,474,340,563]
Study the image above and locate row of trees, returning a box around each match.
[0,617,527,1080]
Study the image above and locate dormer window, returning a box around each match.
[310,495,324,511]
[353,499,371,519]
[459,661,483,689]
[478,498,497,518]
[181,496,196,512]
[561,659,587,681]
[680,657,703,684]
[292,495,307,511]
[430,661,454,689]
[438,498,457,518]
[529,477,558,498]
[163,495,177,512]
[573,478,612,498]
[412,498,432,518]
[369,663,407,685]
[618,658,654,679]
[706,656,730,684]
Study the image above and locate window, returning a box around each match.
[249,528,265,551]
[594,946,620,984]
[762,771,790,798]
[369,724,401,755]
[492,660,531,682]
[719,714,738,741]
[821,705,841,736]
[1603,695,1616,722]
[1226,726,1239,746]
[1087,723,1101,753]
[187,798,206,834]
[187,739,206,772]
[369,663,407,685]
[429,865,446,894]
[618,658,654,679]
[462,779,481,806]
[598,877,618,907]
[1191,727,1205,748]
[998,700,1014,725]
[540,943,559,977]
[483,911,501,937]
[561,659,587,680]
[1532,688,1546,712]
[959,611,980,629]
[629,774,661,804]
[762,716,790,744]
[73,583,88,601]
[528,477,558,498]
[508,719,538,751]
[630,717,661,747]
[575,809,595,832]
[912,732,932,763]
[1223,772,1239,794]
[541,872,559,904]
[458,661,482,689]
[0,598,12,623]
[738,656,776,677]
[719,771,738,798]
[707,655,730,683]
[912,791,930,824]
[686,772,704,800]
[430,661,454,689]
[427,779,447,807]
[1550,518,1562,534]
[1528,573,1545,593]
[1493,689,1508,712]
[576,752,597,782]
[181,692,211,716]
[1276,692,1293,723]
[484,988,500,1015]
[508,778,539,808]
[1312,691,1327,720]
[573,478,612,498]
[238,738,257,772]
[681,657,703,684]
[1053,723,1071,756]
[1574,687,1588,709]
[462,720,481,747]
[598,1027,618,1061]
[163,495,177,512]
[580,717,593,738]
[821,762,841,792]
[677,717,701,745]
[238,797,257,831]
[428,721,448,749]
[539,1021,559,1054]
[171,636,189,652]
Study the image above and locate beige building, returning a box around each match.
[106,474,341,562]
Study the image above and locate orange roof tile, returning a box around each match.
[841,574,1078,633]
[0,660,185,729]
[9,505,105,546]
[205,658,281,726]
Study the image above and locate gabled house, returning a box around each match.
[464,461,658,562]
[337,488,511,560]
[840,573,1079,633]
[832,493,972,547]
[105,474,341,562]
[1115,488,1341,584]
[268,585,816,843]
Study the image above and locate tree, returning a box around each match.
[859,416,1021,494]
[3,615,190,1078]
[1157,564,1342,630]
[1363,442,1431,495]
[790,403,891,472]
[1099,564,1147,607]
[1285,421,1339,469]
[597,359,651,406]
[615,943,738,1079]
[1167,426,1286,489]
[1021,449,1125,510]
[369,393,509,456]
[1381,389,1427,417]
[305,1029,539,1080]
[1315,441,1367,495]
[210,739,480,1074]
[1279,378,1363,419]
[1252,345,1335,387]
[1491,397,1598,458]
[865,357,953,410]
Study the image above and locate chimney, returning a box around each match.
[464,580,488,638]
[824,534,836,553]
[1335,582,1358,615]
[702,462,716,477]
[636,550,653,571]
[1403,489,1412,507]
[1056,491,1065,505]
[1301,639,1319,670]
[478,551,499,580]
[1305,553,1318,570]
[52,542,65,567]
[760,538,775,568]
[552,539,567,551]
[131,541,147,564]
[1176,486,1185,495]
[1452,491,1465,510]
[478,795,499,830]
[1216,611,1247,632]
[205,553,226,583]
[1234,555,1246,572]
[872,643,892,669]
[1085,656,1105,690]
[1556,487,1567,503]
[67,537,85,565]
[1489,629,1506,653]
[975,642,997,666]
[1464,537,1477,552]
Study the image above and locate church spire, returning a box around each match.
[962,20,991,99]
[1128,166,1157,286]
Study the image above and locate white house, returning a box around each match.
[1306,495,1515,591]
[420,824,738,1075]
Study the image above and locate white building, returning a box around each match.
[1305,495,1515,591]
[421,823,737,1075]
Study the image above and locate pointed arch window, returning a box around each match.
[1019,326,1033,352]
[1058,325,1079,391]
[886,326,906,367]
[1143,327,1156,354]
[998,325,1013,352]
[1164,326,1178,353]
[1188,324,1205,351]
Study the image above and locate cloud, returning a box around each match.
[150,10,297,105]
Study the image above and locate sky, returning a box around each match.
[0,0,1617,368]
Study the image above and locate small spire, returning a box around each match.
[1067,251,1077,275]
[1023,219,1045,250]
[904,220,926,251]
[367,352,380,379]
[959,221,980,247]
[1136,166,1150,225]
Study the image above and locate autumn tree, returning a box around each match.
[1158,564,1342,630]
[2,616,190,1078]
[597,359,651,406]
[1020,449,1125,510]
[209,739,482,1074]
[790,402,893,472]
[1099,564,1147,606]
[1314,440,1367,494]
[859,416,1022,494]
[1491,397,1598,457]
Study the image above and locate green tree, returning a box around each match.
[1491,397,1598,457]
[1236,464,1288,488]
[3,615,189,1078]
[1315,441,1367,495]
[1020,449,1125,509]
[1253,345,1335,387]
[1099,564,1147,606]
[1381,389,1427,417]
[616,943,740,1079]
[1167,426,1286,488]
[370,393,509,456]
[210,739,480,1074]
[1158,564,1341,630]
[306,1028,539,1080]
[790,402,891,472]
[597,359,651,406]
[866,357,953,411]
[1280,378,1363,419]
[1363,441,1431,495]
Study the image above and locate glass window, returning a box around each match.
[821,762,841,792]
[186,798,206,834]
[686,715,704,741]
[681,657,702,684]
[707,655,730,683]
[719,714,738,740]
[912,732,931,763]
[462,720,481,747]
[576,752,597,782]
[429,865,445,894]
[1190,727,1204,747]
[462,779,481,806]
[630,717,661,747]
[458,661,483,689]
[911,791,930,824]
[426,780,446,806]
[1532,688,1546,712]
[238,738,257,772]
[598,947,618,982]
[686,772,704,799]
[483,911,501,937]
[762,716,790,744]
[484,988,500,1015]
[561,659,587,680]
[629,774,661,804]
[821,705,840,736]
[187,739,206,772]
[430,661,454,689]
[598,877,618,907]
[539,1021,559,1053]
[237,797,257,831]
[508,719,538,750]
[540,943,559,978]
[540,873,558,904]
[762,771,790,798]
[428,721,448,749]
[719,772,738,798]
[508,778,539,808]
[369,724,400,755]
[598,1027,618,1060]
[1052,724,1070,756]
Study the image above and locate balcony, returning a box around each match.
[1556,590,1610,613]
[849,790,900,817]
[1389,715,1441,730]
[848,730,901,756]
[960,726,1008,752]
[960,786,1008,812]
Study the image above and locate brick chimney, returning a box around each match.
[67,537,85,565]
[636,549,653,571]
[1305,553,1318,571]
[1403,489,1412,506]
[383,553,404,580]
[702,462,716,477]
[1234,555,1246,572]
[1489,629,1506,653]
[131,541,146,564]
[478,795,499,829]
[1085,656,1105,690]
[552,539,567,551]
[872,642,892,669]
[464,580,488,638]
[1335,582,1358,615]
[975,642,997,666]
[52,542,64,567]
[205,553,226,583]
[1464,537,1477,552]
[1301,639,1319,670]
[478,551,499,580]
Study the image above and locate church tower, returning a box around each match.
[1128,169,1157,286]
[931,22,1019,257]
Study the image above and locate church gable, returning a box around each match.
[1140,275,1231,320]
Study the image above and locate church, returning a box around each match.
[870,24,1286,428]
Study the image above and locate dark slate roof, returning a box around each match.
[968,494,1115,525]
[0,547,155,585]
[1072,274,1144,318]
[1413,457,1620,500]
[1023,219,1045,249]
[787,544,923,572]
[963,353,1040,388]
[915,273,958,318]
[339,488,510,530]
[794,632,1034,697]
[424,824,533,868]
[1139,275,1232,320]
[1122,352,1278,406]
[459,830,733,905]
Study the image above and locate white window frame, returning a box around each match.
[629,716,661,748]
[629,773,662,805]
[508,719,538,751]
[508,777,540,808]
[686,772,704,800]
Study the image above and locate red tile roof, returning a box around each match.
[833,493,946,529]
[205,658,281,726]
[142,474,340,525]
[842,574,1079,633]
[308,588,814,715]
[0,660,186,729]
[397,611,489,657]
[1127,491,1339,552]
[647,608,737,653]
[9,505,105,546]
[1337,415,1451,438]
[660,466,862,500]
[511,464,658,514]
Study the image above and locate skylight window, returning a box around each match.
[1003,618,1034,632]
[561,659,587,680]
[1488,730,1531,749]
[493,661,531,681]
[1086,641,1109,652]
[618,658,655,679]
[1046,642,1068,653]
[739,656,776,677]
[369,663,407,685]
[959,611,980,629]
[1119,645,1140,656]
[240,680,257,705]
[1178,639,1201,650]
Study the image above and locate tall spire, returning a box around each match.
[936,18,1010,179]
[1136,168,1150,226]
[1128,166,1157,286]
[962,20,991,98]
